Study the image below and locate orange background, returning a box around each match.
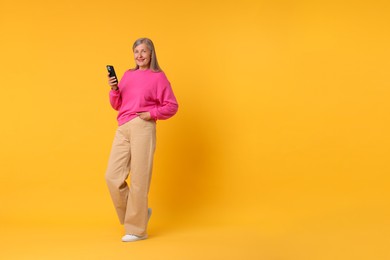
[1,0,389,259]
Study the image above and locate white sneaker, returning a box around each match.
[121,208,153,242]
[122,234,148,242]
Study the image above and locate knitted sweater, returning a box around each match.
[109,69,178,125]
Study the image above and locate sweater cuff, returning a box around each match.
[110,89,120,95]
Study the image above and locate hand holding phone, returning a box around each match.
[106,65,118,89]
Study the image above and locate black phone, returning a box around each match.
[106,65,118,83]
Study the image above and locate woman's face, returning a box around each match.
[134,43,151,70]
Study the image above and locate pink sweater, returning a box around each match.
[109,69,178,125]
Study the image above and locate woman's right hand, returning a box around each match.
[108,73,118,90]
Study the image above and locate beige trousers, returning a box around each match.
[105,117,156,236]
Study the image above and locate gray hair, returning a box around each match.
[132,38,162,72]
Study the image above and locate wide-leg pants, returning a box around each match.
[105,117,156,236]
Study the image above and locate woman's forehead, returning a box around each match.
[134,43,149,51]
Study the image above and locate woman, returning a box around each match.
[105,38,178,242]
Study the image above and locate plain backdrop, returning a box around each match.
[1,0,389,259]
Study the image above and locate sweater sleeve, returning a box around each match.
[149,75,178,120]
[109,89,122,111]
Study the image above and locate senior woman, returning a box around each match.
[105,38,178,242]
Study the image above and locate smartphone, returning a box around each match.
[106,65,118,83]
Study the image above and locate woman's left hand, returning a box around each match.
[136,112,151,120]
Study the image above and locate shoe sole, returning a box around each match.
[122,234,148,242]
